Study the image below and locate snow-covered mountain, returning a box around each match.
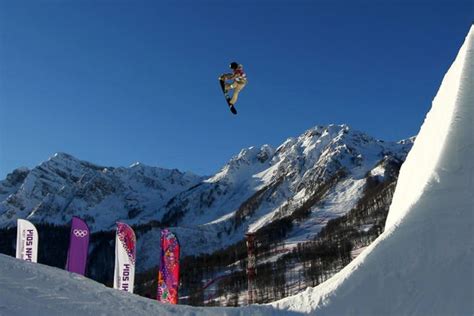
[161,124,412,249]
[0,124,414,291]
[1,125,412,250]
[0,153,203,230]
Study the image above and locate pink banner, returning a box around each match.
[157,229,180,304]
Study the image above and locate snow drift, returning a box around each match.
[272,24,474,316]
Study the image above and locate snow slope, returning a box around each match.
[272,24,474,316]
[0,254,294,316]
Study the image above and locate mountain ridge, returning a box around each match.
[0,124,413,273]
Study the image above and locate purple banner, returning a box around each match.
[66,216,90,275]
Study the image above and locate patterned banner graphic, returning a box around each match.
[66,216,90,275]
[113,222,136,293]
[157,229,180,304]
[16,219,39,263]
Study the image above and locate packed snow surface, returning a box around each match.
[0,254,292,316]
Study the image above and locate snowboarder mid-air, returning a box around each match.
[219,62,247,113]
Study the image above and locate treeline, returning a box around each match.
[319,158,403,247]
[0,223,70,269]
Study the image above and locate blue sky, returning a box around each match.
[0,0,472,178]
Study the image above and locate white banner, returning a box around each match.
[113,222,136,293]
[16,219,39,263]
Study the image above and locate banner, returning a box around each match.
[65,216,90,275]
[113,222,136,293]
[157,229,180,304]
[16,219,38,263]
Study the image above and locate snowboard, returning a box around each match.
[219,79,237,115]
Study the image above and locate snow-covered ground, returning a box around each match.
[0,254,291,316]
[0,25,472,316]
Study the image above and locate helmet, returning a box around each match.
[229,62,239,70]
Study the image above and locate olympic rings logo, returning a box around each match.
[73,229,88,238]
